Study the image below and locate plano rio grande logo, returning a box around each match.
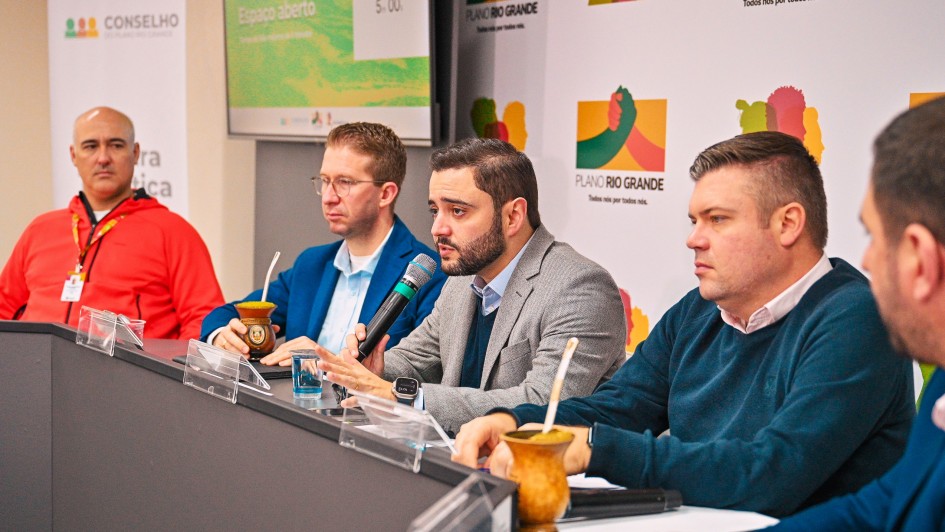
[736,86,824,164]
[576,86,667,171]
[471,98,528,151]
[65,17,100,38]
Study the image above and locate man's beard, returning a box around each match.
[438,212,506,276]
[875,258,936,365]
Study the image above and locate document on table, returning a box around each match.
[567,473,623,489]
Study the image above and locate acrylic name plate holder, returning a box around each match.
[408,473,496,532]
[339,389,456,474]
[181,339,271,404]
[75,305,145,356]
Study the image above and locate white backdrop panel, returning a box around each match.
[48,0,187,215]
[457,0,945,350]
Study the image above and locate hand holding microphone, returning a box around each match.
[325,253,436,403]
[356,253,437,361]
[343,323,387,377]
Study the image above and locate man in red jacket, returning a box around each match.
[0,106,223,339]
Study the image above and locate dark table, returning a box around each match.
[0,321,515,531]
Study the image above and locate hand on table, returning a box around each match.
[213,318,281,359]
[498,423,592,478]
[259,334,318,366]
[452,413,519,469]
[453,417,593,479]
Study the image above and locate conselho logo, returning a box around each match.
[64,13,180,39]
[103,13,180,30]
[64,17,99,38]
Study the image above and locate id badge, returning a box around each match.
[61,274,85,302]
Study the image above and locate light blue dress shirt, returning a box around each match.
[469,236,532,316]
[316,228,393,354]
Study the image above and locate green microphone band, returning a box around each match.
[393,281,417,300]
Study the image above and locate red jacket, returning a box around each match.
[0,190,224,339]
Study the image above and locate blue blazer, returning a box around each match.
[200,217,445,349]
[770,368,945,531]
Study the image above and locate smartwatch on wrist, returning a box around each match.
[586,423,595,450]
[392,377,420,406]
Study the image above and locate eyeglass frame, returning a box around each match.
[311,176,389,197]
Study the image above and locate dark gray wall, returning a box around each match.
[253,142,438,285]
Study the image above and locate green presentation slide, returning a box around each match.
[225,0,431,109]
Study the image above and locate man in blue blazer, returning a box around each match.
[768,98,945,530]
[200,123,445,361]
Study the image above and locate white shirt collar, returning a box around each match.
[933,393,945,432]
[332,226,394,277]
[720,254,832,334]
[470,234,534,315]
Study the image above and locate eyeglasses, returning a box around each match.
[312,176,386,198]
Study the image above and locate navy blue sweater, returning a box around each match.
[769,370,945,531]
[509,259,914,517]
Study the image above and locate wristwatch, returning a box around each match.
[586,423,596,450]
[392,377,420,406]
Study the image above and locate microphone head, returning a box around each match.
[404,253,437,288]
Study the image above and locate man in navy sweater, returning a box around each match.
[768,97,945,530]
[453,131,915,517]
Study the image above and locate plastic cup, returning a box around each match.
[292,349,323,399]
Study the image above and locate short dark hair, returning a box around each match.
[430,138,541,229]
[326,122,407,188]
[689,131,828,250]
[872,96,945,244]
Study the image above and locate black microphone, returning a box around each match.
[357,253,437,361]
[562,488,683,521]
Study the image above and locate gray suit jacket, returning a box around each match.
[383,225,626,434]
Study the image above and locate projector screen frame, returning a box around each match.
[222,0,448,147]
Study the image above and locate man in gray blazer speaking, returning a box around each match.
[315,138,626,434]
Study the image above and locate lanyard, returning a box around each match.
[71,213,125,267]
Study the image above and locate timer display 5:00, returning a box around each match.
[376,0,403,14]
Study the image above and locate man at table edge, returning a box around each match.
[451,131,914,517]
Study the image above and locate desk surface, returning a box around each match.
[562,505,777,531]
[142,337,328,407]
[2,322,779,530]
[0,322,516,531]
[145,338,779,530]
